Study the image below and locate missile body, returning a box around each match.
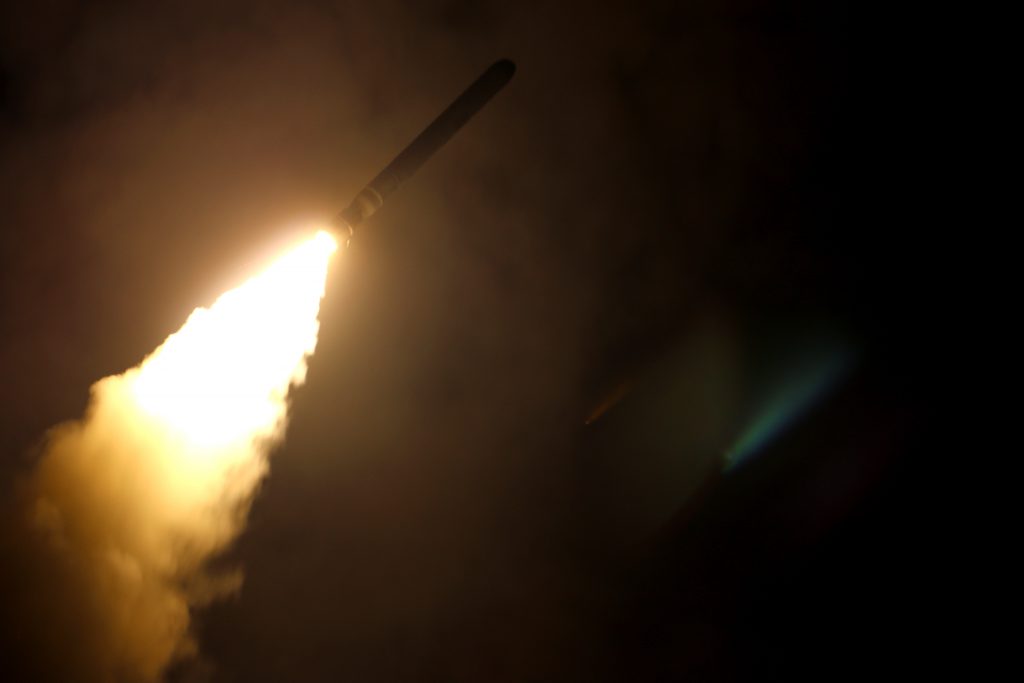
[334,59,515,238]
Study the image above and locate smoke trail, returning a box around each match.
[4,231,336,682]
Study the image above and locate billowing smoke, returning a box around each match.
[2,231,336,682]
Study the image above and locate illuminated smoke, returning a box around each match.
[17,230,336,681]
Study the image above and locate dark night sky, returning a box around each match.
[1,1,941,681]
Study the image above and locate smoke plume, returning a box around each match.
[2,231,336,682]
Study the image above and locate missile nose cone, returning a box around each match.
[489,58,516,86]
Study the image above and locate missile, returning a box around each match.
[333,59,516,241]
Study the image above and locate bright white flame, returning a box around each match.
[130,230,337,449]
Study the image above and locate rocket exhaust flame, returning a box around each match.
[17,230,336,682]
[130,230,336,449]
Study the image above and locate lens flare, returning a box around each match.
[723,344,853,472]
[23,229,336,682]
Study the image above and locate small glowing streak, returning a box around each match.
[129,230,337,450]
[723,348,853,472]
[585,380,632,424]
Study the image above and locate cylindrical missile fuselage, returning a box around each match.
[335,59,515,233]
